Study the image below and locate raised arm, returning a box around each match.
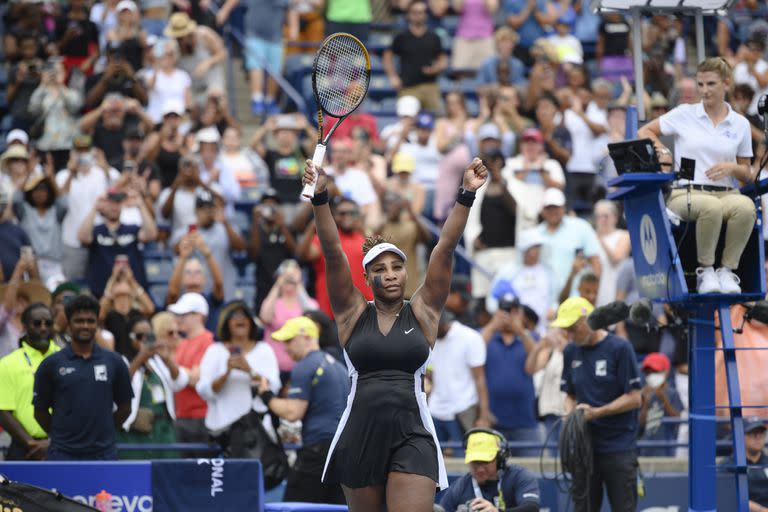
[411,159,488,340]
[301,161,367,338]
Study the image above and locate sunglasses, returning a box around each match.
[31,319,54,327]
[130,332,147,340]
[166,330,180,337]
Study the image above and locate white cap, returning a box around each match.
[168,292,209,317]
[478,123,501,140]
[542,188,566,208]
[516,229,546,252]
[162,98,185,117]
[116,0,138,11]
[362,243,407,270]
[396,96,420,118]
[196,126,221,144]
[6,129,29,146]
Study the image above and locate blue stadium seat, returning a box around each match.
[241,263,257,282]
[232,284,256,309]
[361,98,382,113]
[369,54,384,72]
[368,32,394,53]
[145,259,175,285]
[240,186,262,202]
[379,96,398,114]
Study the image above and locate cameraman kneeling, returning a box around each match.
[440,429,540,512]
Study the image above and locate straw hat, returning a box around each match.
[164,12,197,39]
[0,279,51,306]
[0,145,30,167]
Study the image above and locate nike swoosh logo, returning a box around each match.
[404,328,414,334]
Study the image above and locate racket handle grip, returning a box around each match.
[301,143,327,198]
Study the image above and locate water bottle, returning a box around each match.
[94,490,112,512]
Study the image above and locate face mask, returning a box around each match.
[646,372,666,389]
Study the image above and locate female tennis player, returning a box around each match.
[305,157,487,511]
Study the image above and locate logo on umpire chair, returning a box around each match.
[640,215,657,266]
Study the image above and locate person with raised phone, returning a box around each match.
[304,156,488,512]
[638,57,756,294]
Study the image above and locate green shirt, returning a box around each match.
[326,0,372,23]
[0,340,60,439]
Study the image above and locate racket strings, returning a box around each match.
[315,36,369,117]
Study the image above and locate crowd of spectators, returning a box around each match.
[0,0,767,479]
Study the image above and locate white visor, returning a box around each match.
[362,243,407,270]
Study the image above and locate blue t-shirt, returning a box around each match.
[88,223,147,298]
[639,385,684,456]
[720,452,768,507]
[243,0,289,41]
[288,350,349,446]
[440,465,540,512]
[0,221,31,281]
[477,56,527,86]
[33,344,133,457]
[561,333,641,453]
[501,0,549,48]
[486,333,538,429]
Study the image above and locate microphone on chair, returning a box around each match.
[629,298,654,326]
[587,301,630,330]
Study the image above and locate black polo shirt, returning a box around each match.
[33,344,133,457]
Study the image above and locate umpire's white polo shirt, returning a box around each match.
[659,101,753,187]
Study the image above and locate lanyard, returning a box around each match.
[471,477,505,509]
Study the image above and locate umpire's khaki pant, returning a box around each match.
[667,189,756,269]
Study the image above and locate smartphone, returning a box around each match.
[115,254,129,267]
[575,248,584,257]
[188,224,198,233]
[679,157,695,181]
[144,331,157,347]
[228,346,241,355]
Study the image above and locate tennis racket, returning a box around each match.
[301,32,371,198]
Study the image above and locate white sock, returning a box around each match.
[252,93,264,102]
[702,266,714,272]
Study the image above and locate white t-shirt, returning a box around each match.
[659,102,753,187]
[196,342,281,431]
[503,155,566,236]
[56,166,120,248]
[399,141,441,188]
[156,186,205,245]
[327,166,378,206]
[733,59,768,116]
[564,109,598,173]
[428,321,486,421]
[486,262,552,333]
[146,69,192,123]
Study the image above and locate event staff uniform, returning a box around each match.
[33,344,133,460]
[322,302,448,489]
[0,339,60,459]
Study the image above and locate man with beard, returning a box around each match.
[77,187,157,298]
[0,304,60,460]
[33,295,133,460]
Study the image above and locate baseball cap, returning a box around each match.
[195,189,215,208]
[521,127,544,143]
[465,431,501,464]
[196,126,221,144]
[450,274,471,301]
[6,129,29,146]
[478,123,501,141]
[551,296,595,328]
[642,352,671,373]
[556,8,576,26]
[516,229,545,253]
[392,152,415,174]
[744,417,767,434]
[415,113,434,130]
[116,0,137,12]
[162,98,185,117]
[260,187,281,203]
[273,114,301,131]
[542,188,566,207]
[168,292,209,317]
[396,96,420,117]
[271,316,319,342]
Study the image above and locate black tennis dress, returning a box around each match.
[322,301,448,489]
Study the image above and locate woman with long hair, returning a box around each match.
[304,157,488,511]
[638,57,756,294]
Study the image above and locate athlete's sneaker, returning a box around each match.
[716,267,742,294]
[696,267,721,294]
[251,99,265,116]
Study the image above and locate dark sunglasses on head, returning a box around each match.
[31,319,54,327]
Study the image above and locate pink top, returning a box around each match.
[456,0,495,39]
[264,296,319,373]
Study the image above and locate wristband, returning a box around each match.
[260,390,275,406]
[310,189,329,206]
[456,187,476,207]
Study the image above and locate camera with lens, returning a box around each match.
[498,293,520,312]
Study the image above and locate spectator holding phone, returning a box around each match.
[84,42,149,109]
[196,302,280,450]
[78,187,157,298]
[54,0,100,75]
[0,253,48,359]
[99,264,156,358]
[6,34,44,132]
[118,315,188,458]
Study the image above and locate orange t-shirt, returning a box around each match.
[311,230,373,318]
[175,330,214,419]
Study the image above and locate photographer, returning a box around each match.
[84,42,149,109]
[6,34,43,132]
[439,429,540,512]
[99,262,155,358]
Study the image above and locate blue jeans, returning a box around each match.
[432,417,465,457]
[496,425,543,457]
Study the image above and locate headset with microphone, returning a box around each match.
[463,428,509,471]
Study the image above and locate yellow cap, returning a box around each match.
[551,297,594,329]
[465,432,501,464]
[271,316,319,342]
[391,152,415,173]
